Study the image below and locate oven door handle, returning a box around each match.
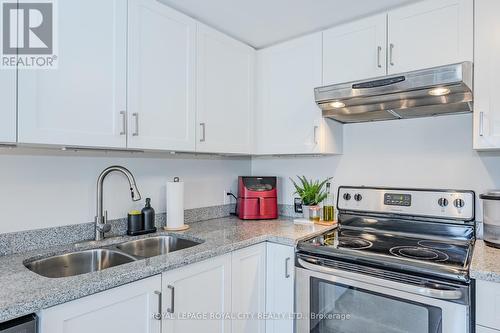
[298,258,463,301]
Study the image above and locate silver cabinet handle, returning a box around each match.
[132,113,139,136]
[389,43,395,66]
[298,258,463,300]
[285,257,291,278]
[313,126,319,144]
[377,46,382,68]
[153,291,162,320]
[119,111,126,135]
[167,285,175,313]
[200,123,206,142]
[479,112,485,137]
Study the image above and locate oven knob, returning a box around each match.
[343,193,351,201]
[354,194,363,202]
[438,198,448,207]
[454,198,465,208]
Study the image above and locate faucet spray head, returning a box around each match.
[130,184,142,201]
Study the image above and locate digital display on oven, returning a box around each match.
[384,193,411,206]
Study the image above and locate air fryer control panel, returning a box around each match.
[338,187,474,221]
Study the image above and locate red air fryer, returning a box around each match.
[237,176,278,220]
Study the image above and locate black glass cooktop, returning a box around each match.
[298,228,473,281]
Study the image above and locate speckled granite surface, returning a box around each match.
[0,204,234,256]
[471,240,500,283]
[0,216,334,323]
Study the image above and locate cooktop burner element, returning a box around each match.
[417,240,456,250]
[338,237,373,250]
[389,246,449,261]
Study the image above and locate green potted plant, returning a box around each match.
[291,176,332,221]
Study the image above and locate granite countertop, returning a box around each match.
[471,240,500,283]
[0,216,334,323]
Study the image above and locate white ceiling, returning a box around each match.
[159,0,421,48]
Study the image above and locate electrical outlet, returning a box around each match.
[224,190,231,205]
[294,198,303,213]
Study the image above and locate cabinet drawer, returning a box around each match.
[476,280,500,329]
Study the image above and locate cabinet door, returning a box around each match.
[38,276,162,333]
[474,0,500,149]
[18,0,127,148]
[387,0,473,74]
[196,24,255,154]
[231,244,266,333]
[266,243,294,333]
[323,14,387,85]
[162,255,231,333]
[255,33,324,155]
[128,0,196,151]
[0,70,16,143]
[476,279,500,329]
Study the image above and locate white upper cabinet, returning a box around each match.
[128,0,196,151]
[387,0,473,74]
[255,33,343,155]
[39,275,162,333]
[323,14,387,85]
[18,0,127,148]
[196,24,255,154]
[474,0,500,149]
[0,70,16,144]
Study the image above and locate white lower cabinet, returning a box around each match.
[476,279,500,331]
[231,243,267,333]
[266,243,295,333]
[38,243,295,333]
[162,254,232,333]
[38,275,162,333]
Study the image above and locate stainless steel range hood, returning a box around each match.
[315,62,473,123]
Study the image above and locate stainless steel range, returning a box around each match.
[296,186,475,333]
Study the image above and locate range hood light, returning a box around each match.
[428,87,451,96]
[329,101,346,108]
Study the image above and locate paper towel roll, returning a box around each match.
[166,178,184,229]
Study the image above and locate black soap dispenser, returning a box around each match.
[142,198,156,233]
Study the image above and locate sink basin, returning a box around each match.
[25,249,136,278]
[116,236,202,258]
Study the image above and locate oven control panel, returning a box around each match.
[338,187,474,221]
[384,193,412,207]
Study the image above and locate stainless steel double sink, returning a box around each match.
[25,235,203,279]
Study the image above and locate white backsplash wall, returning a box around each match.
[252,114,500,221]
[0,152,249,234]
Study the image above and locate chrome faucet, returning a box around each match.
[95,166,142,241]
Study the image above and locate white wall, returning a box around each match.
[0,151,249,233]
[3,113,499,234]
[252,114,500,221]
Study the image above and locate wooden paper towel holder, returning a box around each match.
[163,225,190,231]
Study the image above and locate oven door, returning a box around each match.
[296,258,469,333]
